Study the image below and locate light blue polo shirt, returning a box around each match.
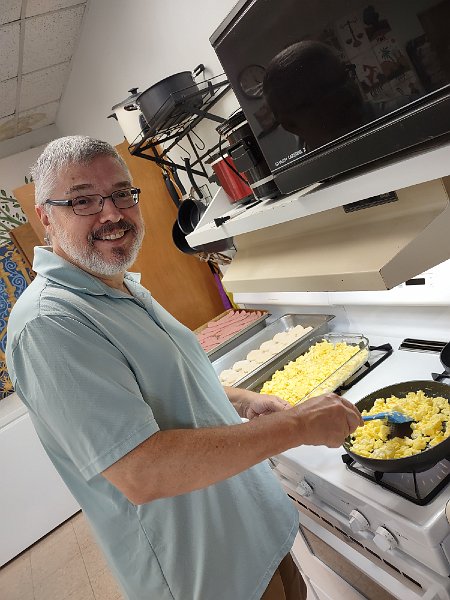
[6,247,298,600]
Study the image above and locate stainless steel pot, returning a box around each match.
[109,88,149,145]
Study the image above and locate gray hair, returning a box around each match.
[31,135,131,207]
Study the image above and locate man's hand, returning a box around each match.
[292,393,364,448]
[224,386,290,419]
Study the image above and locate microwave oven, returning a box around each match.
[210,0,450,195]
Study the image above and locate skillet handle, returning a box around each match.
[193,64,205,78]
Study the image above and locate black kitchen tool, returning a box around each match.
[171,164,187,197]
[171,220,234,255]
[214,198,261,227]
[162,169,181,208]
[431,340,450,381]
[440,341,450,374]
[343,380,450,473]
[184,157,203,199]
[177,198,206,235]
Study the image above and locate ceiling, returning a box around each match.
[0,0,89,144]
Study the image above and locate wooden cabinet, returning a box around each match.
[9,223,41,271]
[12,141,225,329]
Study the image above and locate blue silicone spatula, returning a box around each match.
[362,411,414,438]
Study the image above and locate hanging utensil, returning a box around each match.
[162,169,181,208]
[172,220,234,255]
[171,164,187,197]
[184,157,203,199]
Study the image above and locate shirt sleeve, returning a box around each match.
[10,315,160,480]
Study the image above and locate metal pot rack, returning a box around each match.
[129,74,231,179]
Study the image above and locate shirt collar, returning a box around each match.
[33,246,142,298]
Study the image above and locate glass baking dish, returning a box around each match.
[250,333,369,405]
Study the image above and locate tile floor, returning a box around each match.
[0,511,124,600]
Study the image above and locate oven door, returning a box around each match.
[293,520,395,600]
[291,527,368,600]
[273,468,449,600]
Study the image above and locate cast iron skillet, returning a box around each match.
[172,220,234,255]
[343,380,450,473]
[440,341,450,376]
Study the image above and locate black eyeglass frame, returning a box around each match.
[44,187,141,215]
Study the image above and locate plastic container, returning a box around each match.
[243,333,369,402]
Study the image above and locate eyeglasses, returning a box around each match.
[45,187,141,216]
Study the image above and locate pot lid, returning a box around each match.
[111,87,140,112]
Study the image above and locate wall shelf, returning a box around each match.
[128,74,231,179]
[187,141,450,246]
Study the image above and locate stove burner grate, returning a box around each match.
[342,454,450,505]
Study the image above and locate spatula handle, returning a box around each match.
[362,413,388,421]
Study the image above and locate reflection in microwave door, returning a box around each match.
[238,65,266,98]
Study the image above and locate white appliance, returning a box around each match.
[256,320,450,600]
[0,393,79,566]
[232,247,450,600]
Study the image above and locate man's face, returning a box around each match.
[37,155,145,277]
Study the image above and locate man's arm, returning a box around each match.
[102,393,362,505]
[224,386,290,419]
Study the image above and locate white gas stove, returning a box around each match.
[271,334,450,600]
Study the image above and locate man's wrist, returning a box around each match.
[224,386,250,418]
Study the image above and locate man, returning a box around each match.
[6,136,362,600]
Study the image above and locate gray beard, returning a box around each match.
[56,228,144,276]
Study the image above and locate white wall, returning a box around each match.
[0,144,46,192]
[57,0,239,195]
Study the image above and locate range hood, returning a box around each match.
[222,177,450,292]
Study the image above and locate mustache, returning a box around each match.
[90,219,138,241]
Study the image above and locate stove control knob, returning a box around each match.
[296,479,313,497]
[349,510,369,533]
[373,526,398,552]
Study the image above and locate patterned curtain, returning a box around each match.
[0,241,34,399]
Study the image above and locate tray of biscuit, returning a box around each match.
[212,313,335,387]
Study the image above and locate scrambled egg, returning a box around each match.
[350,391,450,459]
[260,340,369,405]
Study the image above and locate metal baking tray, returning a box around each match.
[241,332,369,403]
[212,313,335,385]
[195,309,270,361]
